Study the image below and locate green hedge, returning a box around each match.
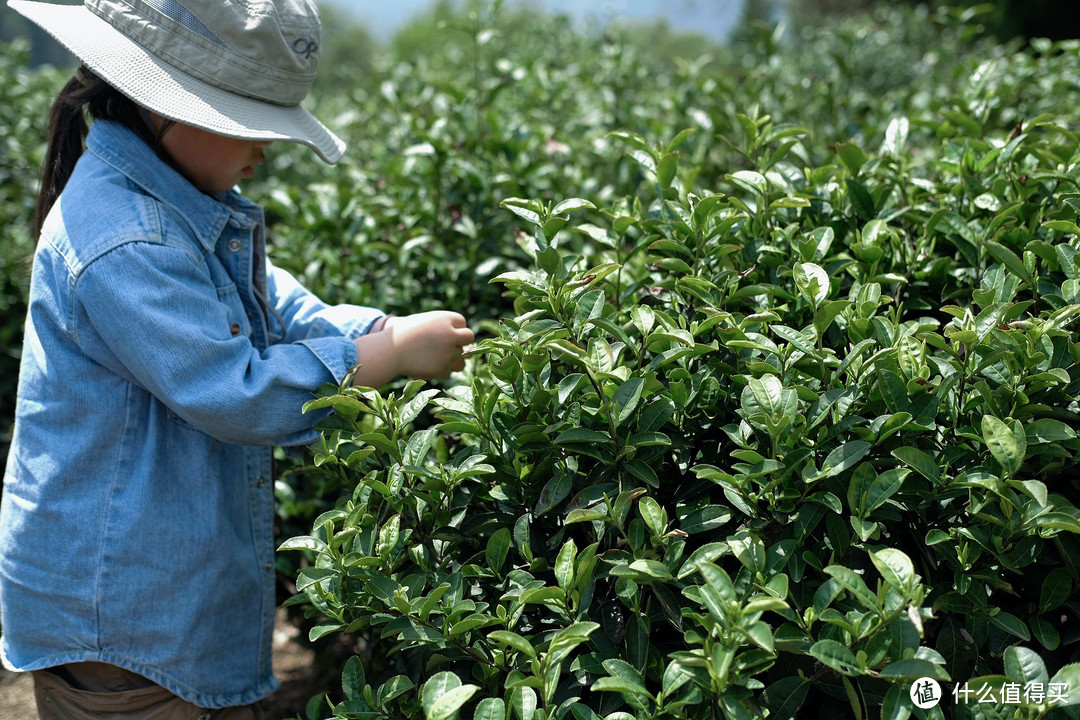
[276,5,1080,720]
[3,4,1080,718]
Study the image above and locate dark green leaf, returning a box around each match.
[613,377,645,426]
[824,565,878,611]
[555,428,612,444]
[981,415,1026,477]
[488,630,538,660]
[1003,645,1048,686]
[836,141,868,175]
[809,639,861,676]
[487,528,512,573]
[342,656,366,702]
[891,447,941,485]
[846,179,876,219]
[988,612,1030,641]
[763,676,810,720]
[877,659,949,682]
[820,442,871,479]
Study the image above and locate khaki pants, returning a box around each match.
[32,663,263,720]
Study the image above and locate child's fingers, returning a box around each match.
[454,327,475,346]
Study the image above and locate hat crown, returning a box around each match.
[85,0,321,106]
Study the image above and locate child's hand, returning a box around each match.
[381,311,474,379]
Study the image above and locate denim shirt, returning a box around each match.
[0,120,382,708]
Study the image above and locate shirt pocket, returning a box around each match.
[217,283,252,340]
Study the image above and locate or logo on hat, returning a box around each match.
[292,37,319,59]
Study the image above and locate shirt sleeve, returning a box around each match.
[266,261,385,343]
[74,240,357,447]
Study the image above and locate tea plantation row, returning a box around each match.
[1,3,1078,720]
[271,5,1080,720]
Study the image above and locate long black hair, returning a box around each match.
[34,65,174,237]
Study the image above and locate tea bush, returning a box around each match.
[2,3,1080,719]
[277,5,1080,720]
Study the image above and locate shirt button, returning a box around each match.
[265,562,273,572]
[230,323,241,336]
[228,239,242,252]
[256,476,266,488]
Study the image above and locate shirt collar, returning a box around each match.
[85,120,257,252]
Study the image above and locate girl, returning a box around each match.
[0,0,474,717]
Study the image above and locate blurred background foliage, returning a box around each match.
[4,0,1080,73]
[765,0,1080,44]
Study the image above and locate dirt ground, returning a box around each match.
[0,609,324,720]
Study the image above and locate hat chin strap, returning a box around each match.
[138,106,158,133]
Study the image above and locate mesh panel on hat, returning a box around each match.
[142,0,225,47]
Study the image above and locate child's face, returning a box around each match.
[157,119,272,192]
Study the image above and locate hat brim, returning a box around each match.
[9,0,345,164]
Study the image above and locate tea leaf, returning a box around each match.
[555,428,612,444]
[555,539,577,592]
[881,117,910,157]
[342,656,366,702]
[1003,646,1048,686]
[426,685,479,720]
[870,547,916,594]
[501,198,543,228]
[891,447,941,485]
[877,659,949,682]
[487,528,512,573]
[488,631,538,660]
[988,612,1030,641]
[473,698,506,720]
[613,377,645,426]
[981,415,1026,477]
[824,565,878,611]
[639,496,666,538]
[865,469,909,513]
[836,141,868,175]
[747,374,784,418]
[809,639,861,676]
[1040,568,1073,612]
[552,198,596,215]
[1049,664,1080,705]
[763,676,810,720]
[985,240,1033,286]
[794,262,830,306]
[820,442,871,479]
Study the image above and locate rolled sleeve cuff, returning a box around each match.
[298,335,360,385]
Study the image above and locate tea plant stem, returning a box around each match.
[414,613,513,676]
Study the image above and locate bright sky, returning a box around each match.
[326,0,745,42]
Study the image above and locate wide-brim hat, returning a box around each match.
[9,0,346,164]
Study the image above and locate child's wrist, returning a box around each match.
[351,330,398,387]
